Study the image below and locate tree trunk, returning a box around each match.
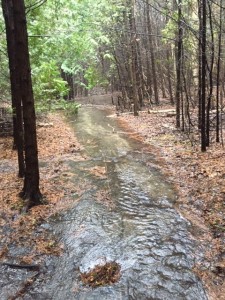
[146,1,159,104]
[136,39,144,107]
[166,47,174,104]
[206,1,214,147]
[12,0,42,207]
[200,0,207,152]
[216,0,222,143]
[2,0,25,178]
[131,0,139,116]
[198,0,202,130]
[175,0,182,128]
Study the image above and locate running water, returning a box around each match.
[1,106,208,300]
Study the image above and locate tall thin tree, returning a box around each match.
[175,0,183,128]
[216,0,222,143]
[200,0,207,151]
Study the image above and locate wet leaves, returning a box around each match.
[0,113,85,262]
[95,189,115,209]
[0,245,8,259]
[88,166,107,178]
[80,261,121,287]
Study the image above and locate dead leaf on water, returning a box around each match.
[88,166,107,178]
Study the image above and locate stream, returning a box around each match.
[1,106,208,299]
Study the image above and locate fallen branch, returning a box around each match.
[1,262,40,271]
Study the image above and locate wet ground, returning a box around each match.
[0,106,208,299]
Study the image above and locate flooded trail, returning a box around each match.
[3,107,208,299]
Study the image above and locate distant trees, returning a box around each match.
[2,0,42,209]
[110,1,171,110]
[0,0,224,152]
[110,0,224,151]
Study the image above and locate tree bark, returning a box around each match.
[2,0,25,178]
[206,0,214,147]
[216,0,222,143]
[146,1,159,105]
[198,0,202,130]
[175,0,182,128]
[201,0,207,151]
[12,0,42,207]
[166,47,174,104]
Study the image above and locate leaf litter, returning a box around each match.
[80,261,121,288]
[0,113,86,264]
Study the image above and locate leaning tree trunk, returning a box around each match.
[12,0,42,207]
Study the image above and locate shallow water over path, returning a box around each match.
[22,107,208,299]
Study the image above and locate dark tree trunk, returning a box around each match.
[201,0,207,152]
[175,0,182,128]
[206,1,214,147]
[216,0,222,143]
[198,0,202,130]
[2,0,25,178]
[12,0,42,207]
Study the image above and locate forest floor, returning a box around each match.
[0,105,225,299]
[0,113,87,266]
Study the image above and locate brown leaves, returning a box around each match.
[80,261,121,288]
[0,137,16,160]
[37,113,83,159]
[95,189,115,209]
[0,112,84,261]
[88,166,107,178]
[0,245,8,259]
[34,237,63,256]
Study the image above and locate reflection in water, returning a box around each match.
[25,107,207,299]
